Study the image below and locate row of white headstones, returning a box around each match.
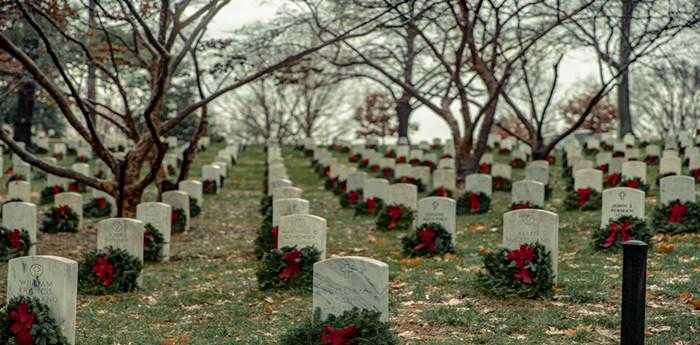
[2,144,237,345]
[266,142,699,325]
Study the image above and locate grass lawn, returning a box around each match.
[0,144,697,344]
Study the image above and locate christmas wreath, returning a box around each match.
[0,296,69,345]
[409,158,421,166]
[84,197,112,218]
[376,204,414,231]
[401,223,455,257]
[429,187,453,198]
[189,196,201,218]
[144,223,166,262]
[171,208,187,233]
[563,188,602,211]
[41,205,79,233]
[510,202,541,210]
[324,177,338,191]
[457,192,491,215]
[493,176,512,192]
[354,197,384,216]
[359,158,369,169]
[369,164,381,173]
[257,246,320,291]
[339,190,362,208]
[478,162,491,174]
[650,200,700,234]
[348,153,361,163]
[260,195,272,216]
[644,155,659,165]
[604,173,622,187]
[498,148,511,155]
[0,226,32,261]
[597,164,609,174]
[421,160,436,171]
[511,158,526,169]
[67,181,87,193]
[39,185,65,205]
[477,242,554,298]
[384,150,396,158]
[304,149,314,157]
[392,176,425,192]
[395,156,407,164]
[620,177,649,192]
[592,216,651,250]
[584,147,599,156]
[254,218,276,259]
[279,308,397,345]
[380,168,394,180]
[691,168,700,183]
[333,180,347,196]
[203,179,218,194]
[78,246,142,295]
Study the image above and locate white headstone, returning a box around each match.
[137,202,172,261]
[417,197,456,237]
[601,188,645,226]
[503,209,559,279]
[278,214,327,259]
[2,202,37,255]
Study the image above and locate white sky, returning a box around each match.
[208,1,601,143]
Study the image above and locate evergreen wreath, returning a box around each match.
[339,190,362,208]
[384,150,396,158]
[171,208,187,233]
[369,164,381,173]
[620,177,649,192]
[0,226,32,262]
[563,188,602,211]
[324,177,338,191]
[189,196,201,218]
[333,180,347,196]
[144,223,166,262]
[401,223,455,257]
[254,219,276,259]
[354,197,384,216]
[359,158,369,169]
[67,181,87,193]
[348,153,361,163]
[510,202,542,210]
[395,156,407,164]
[39,185,65,205]
[41,205,79,233]
[478,162,491,174]
[421,160,436,171]
[477,242,554,299]
[257,246,320,291]
[279,308,397,345]
[0,296,70,345]
[409,158,421,166]
[593,216,651,250]
[650,200,700,234]
[429,187,453,198]
[392,176,425,192]
[493,176,512,192]
[84,197,112,218]
[78,246,142,295]
[456,192,491,215]
[690,168,700,183]
[260,195,273,216]
[375,204,414,231]
[510,158,526,169]
[612,150,625,158]
[597,164,609,174]
[380,168,394,180]
[203,179,218,194]
[644,155,659,165]
[604,173,622,187]
[584,147,599,156]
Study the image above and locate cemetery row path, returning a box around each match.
[0,144,697,344]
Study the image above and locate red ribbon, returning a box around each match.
[92,256,115,287]
[624,178,641,189]
[7,229,22,249]
[576,188,593,208]
[479,163,490,174]
[506,244,535,284]
[691,168,700,182]
[605,173,621,186]
[347,191,360,205]
[469,193,481,212]
[668,202,688,224]
[278,249,302,281]
[511,203,530,210]
[603,221,632,248]
[386,206,402,230]
[56,205,71,220]
[366,198,378,214]
[8,303,35,345]
[396,156,406,163]
[597,164,608,174]
[320,325,358,345]
[414,226,438,253]
[382,168,393,179]
[271,226,279,248]
[143,228,152,249]
[399,176,411,183]
[68,182,80,192]
[95,197,107,209]
[51,185,63,194]
[433,187,449,197]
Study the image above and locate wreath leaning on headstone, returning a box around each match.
[592,216,651,250]
[392,176,425,193]
[650,200,700,234]
[41,205,80,233]
[456,192,491,215]
[339,190,362,208]
[477,242,554,299]
[429,187,453,198]
[144,223,166,262]
[375,204,414,232]
[563,188,602,211]
[279,308,398,345]
[510,201,542,211]
[84,197,112,218]
[256,246,320,291]
[493,176,512,192]
[0,226,32,262]
[401,223,455,258]
[78,246,142,295]
[203,179,218,194]
[254,217,275,259]
[171,208,187,233]
[39,185,65,205]
[354,197,384,217]
[0,296,70,345]
[189,196,201,218]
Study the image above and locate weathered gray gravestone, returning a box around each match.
[511,180,545,208]
[464,174,492,196]
[659,176,695,205]
[601,188,645,227]
[417,197,456,238]
[162,191,190,232]
[8,181,31,202]
[136,202,172,261]
[2,202,37,255]
[363,178,389,201]
[97,218,145,285]
[432,169,456,192]
[7,255,78,344]
[179,180,203,207]
[574,169,603,192]
[278,214,327,259]
[386,183,418,210]
[313,256,389,322]
[503,209,559,280]
[272,198,310,227]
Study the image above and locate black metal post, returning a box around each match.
[621,240,648,345]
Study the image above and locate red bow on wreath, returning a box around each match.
[603,221,632,248]
[366,198,378,214]
[92,256,115,287]
[7,229,22,249]
[606,173,621,186]
[479,163,490,174]
[271,226,279,248]
[68,182,80,192]
[96,197,107,209]
[624,179,640,189]
[576,188,593,208]
[668,202,688,224]
[57,205,71,219]
[382,168,393,179]
[278,249,302,281]
[51,185,63,194]
[506,244,535,284]
[511,203,530,210]
[414,226,438,253]
[8,303,36,345]
[143,228,152,249]
[399,176,411,183]
[691,169,700,182]
[433,187,449,197]
[320,325,358,345]
[597,164,608,174]
[469,193,481,212]
[347,191,360,205]
[386,206,403,230]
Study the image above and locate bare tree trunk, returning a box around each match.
[395,95,411,140]
[86,0,97,124]
[13,77,36,147]
[617,0,636,138]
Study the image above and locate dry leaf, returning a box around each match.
[479,246,491,256]
[468,223,487,233]
[391,281,406,289]
[161,338,177,345]
[693,299,700,311]
[679,292,694,304]
[656,243,674,254]
[400,257,422,267]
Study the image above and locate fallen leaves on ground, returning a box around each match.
[656,243,674,254]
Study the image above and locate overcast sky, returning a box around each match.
[208,1,601,143]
